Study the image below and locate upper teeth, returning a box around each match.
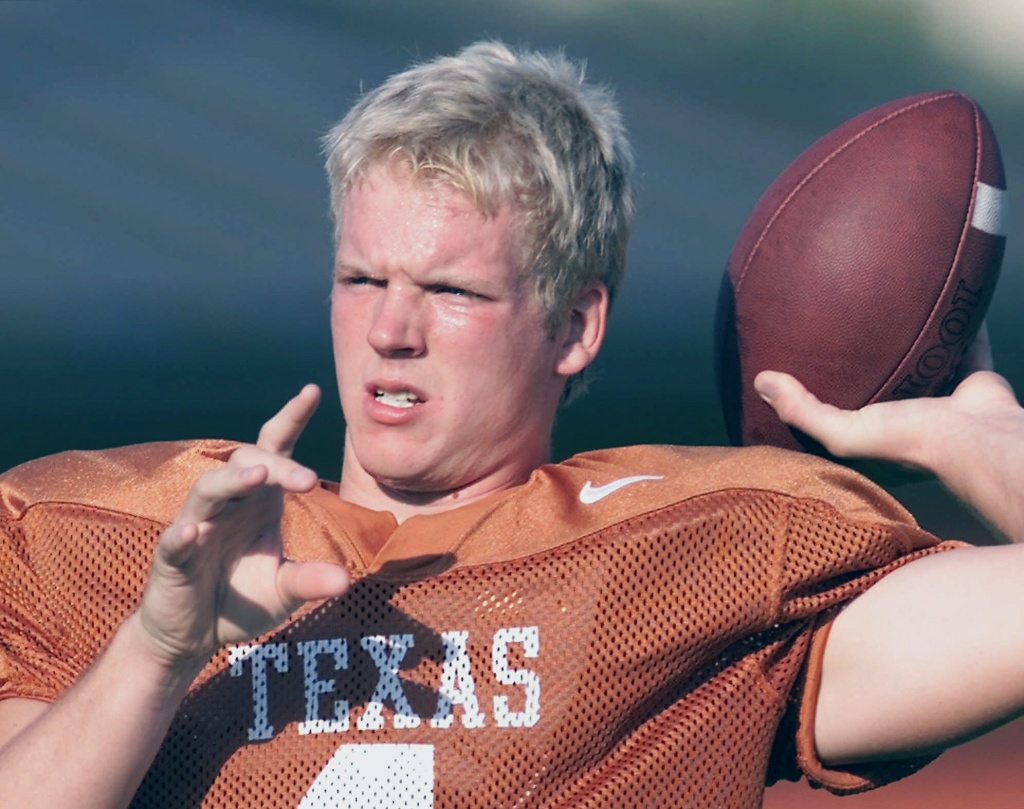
[376,389,418,408]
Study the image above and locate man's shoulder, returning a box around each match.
[0,439,239,524]
[450,443,920,567]
[560,443,913,521]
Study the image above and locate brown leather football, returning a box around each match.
[716,90,1007,451]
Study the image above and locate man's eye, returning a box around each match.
[431,284,475,298]
[340,275,384,288]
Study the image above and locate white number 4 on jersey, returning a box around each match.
[299,744,434,808]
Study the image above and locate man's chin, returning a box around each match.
[374,476,452,505]
[362,459,447,499]
[347,439,442,497]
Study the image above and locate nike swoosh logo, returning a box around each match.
[579,475,664,504]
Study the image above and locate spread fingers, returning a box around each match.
[256,384,321,457]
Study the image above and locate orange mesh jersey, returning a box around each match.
[0,440,956,807]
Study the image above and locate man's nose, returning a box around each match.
[367,286,426,357]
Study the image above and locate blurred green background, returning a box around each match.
[3,3,1024,802]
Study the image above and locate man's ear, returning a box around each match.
[555,283,608,378]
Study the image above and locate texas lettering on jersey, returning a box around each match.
[219,626,541,807]
[228,625,542,740]
[135,590,553,807]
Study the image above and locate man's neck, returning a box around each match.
[337,458,542,524]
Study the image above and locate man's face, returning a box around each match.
[331,162,571,502]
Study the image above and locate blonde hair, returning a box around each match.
[323,41,634,400]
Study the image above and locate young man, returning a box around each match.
[2,41,1024,808]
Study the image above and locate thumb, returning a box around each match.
[277,560,351,613]
[753,370,829,427]
[753,371,875,458]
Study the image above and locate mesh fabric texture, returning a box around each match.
[0,440,953,807]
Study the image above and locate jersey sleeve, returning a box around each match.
[765,493,966,793]
[0,502,166,704]
[0,509,77,702]
[0,440,230,705]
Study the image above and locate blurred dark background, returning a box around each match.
[3,2,1023,804]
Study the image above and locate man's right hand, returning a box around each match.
[0,386,351,808]
[135,383,351,673]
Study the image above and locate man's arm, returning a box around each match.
[0,385,350,809]
[756,367,1024,766]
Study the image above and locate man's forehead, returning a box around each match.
[335,158,534,289]
[348,156,513,218]
[342,165,494,233]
